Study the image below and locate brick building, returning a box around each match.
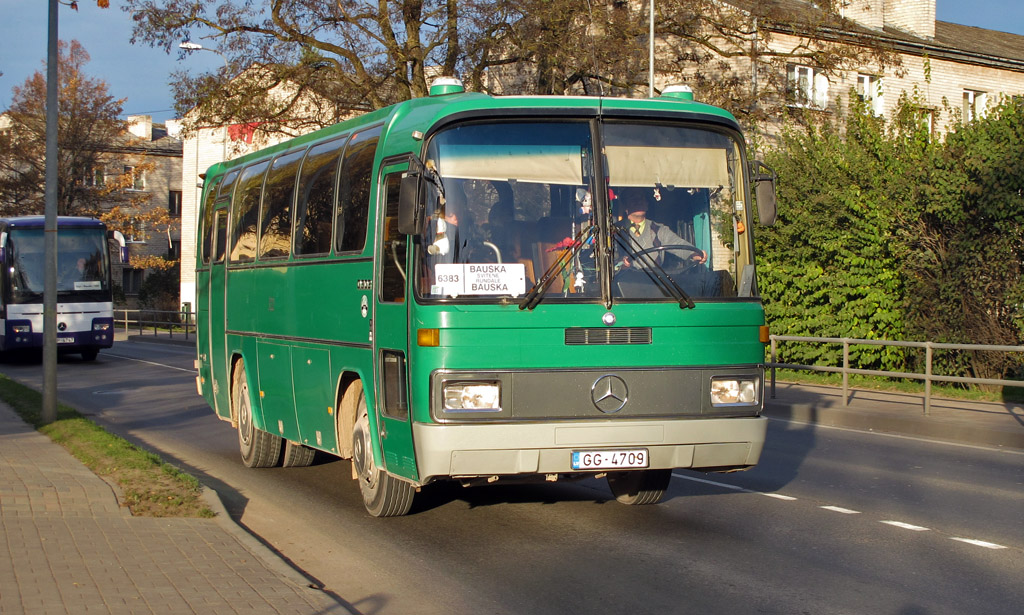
[107,115,183,308]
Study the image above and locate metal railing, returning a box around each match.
[768,335,1024,415]
[116,309,196,341]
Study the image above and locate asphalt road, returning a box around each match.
[4,340,1022,615]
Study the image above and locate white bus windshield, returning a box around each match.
[6,228,110,301]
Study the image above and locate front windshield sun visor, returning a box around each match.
[411,119,759,307]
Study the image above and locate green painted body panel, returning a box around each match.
[407,301,765,424]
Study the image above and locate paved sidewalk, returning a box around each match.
[764,380,1024,450]
[0,401,349,615]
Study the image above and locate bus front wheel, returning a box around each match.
[350,386,414,517]
[233,360,282,468]
[607,469,671,505]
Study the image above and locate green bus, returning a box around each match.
[195,79,777,516]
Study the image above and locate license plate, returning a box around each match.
[57,336,74,344]
[571,449,649,470]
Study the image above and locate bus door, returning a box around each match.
[371,165,417,481]
[208,207,231,419]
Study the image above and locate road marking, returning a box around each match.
[670,474,1013,553]
[820,505,860,514]
[950,537,1007,550]
[880,520,930,531]
[672,473,747,491]
[762,493,798,501]
[766,416,1024,456]
[105,352,195,374]
[672,473,799,501]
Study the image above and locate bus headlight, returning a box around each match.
[12,324,31,334]
[93,322,111,332]
[710,377,759,406]
[443,382,501,411]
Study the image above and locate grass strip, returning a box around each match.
[0,373,214,518]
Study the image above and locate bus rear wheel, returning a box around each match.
[607,469,671,505]
[233,361,282,468]
[350,386,414,517]
[282,441,316,467]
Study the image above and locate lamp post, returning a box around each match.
[179,41,229,71]
[649,0,655,97]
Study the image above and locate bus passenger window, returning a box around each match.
[260,149,303,259]
[295,137,345,256]
[213,211,228,263]
[380,173,406,302]
[230,161,269,263]
[200,179,220,266]
[336,126,381,254]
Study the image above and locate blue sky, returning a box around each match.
[1,1,1023,124]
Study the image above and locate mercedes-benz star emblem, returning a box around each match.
[591,374,628,413]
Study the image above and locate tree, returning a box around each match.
[0,40,127,216]
[760,93,1024,385]
[124,0,899,139]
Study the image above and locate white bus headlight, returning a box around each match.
[93,322,111,332]
[12,324,31,334]
[710,377,759,406]
[443,382,501,410]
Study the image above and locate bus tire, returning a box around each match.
[233,360,282,468]
[607,469,671,505]
[81,348,99,361]
[282,441,316,467]
[350,386,414,517]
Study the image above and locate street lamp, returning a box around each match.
[179,41,229,70]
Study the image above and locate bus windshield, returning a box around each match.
[6,227,111,302]
[415,120,755,303]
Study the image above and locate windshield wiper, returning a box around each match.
[612,226,695,309]
[519,225,596,310]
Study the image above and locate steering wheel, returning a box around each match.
[626,244,704,272]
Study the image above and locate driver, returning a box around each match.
[618,189,706,268]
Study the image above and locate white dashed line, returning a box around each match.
[880,520,930,531]
[950,537,1007,550]
[762,493,798,501]
[820,505,860,514]
[670,474,1011,552]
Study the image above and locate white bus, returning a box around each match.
[0,216,125,360]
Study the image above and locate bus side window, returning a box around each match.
[200,179,220,266]
[295,137,346,257]
[336,126,381,254]
[259,149,303,259]
[213,210,228,263]
[380,173,406,303]
[230,161,269,263]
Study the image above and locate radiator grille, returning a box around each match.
[564,327,653,345]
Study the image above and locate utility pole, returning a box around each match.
[43,0,59,423]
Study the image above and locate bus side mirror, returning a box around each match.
[111,230,129,263]
[752,161,778,227]
[0,231,6,263]
[397,173,423,235]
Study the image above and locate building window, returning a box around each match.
[122,268,144,294]
[83,165,105,187]
[168,239,181,260]
[963,89,988,122]
[915,107,937,136]
[788,64,829,109]
[168,190,182,217]
[856,74,883,116]
[124,165,145,191]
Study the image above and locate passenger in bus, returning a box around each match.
[617,189,706,269]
